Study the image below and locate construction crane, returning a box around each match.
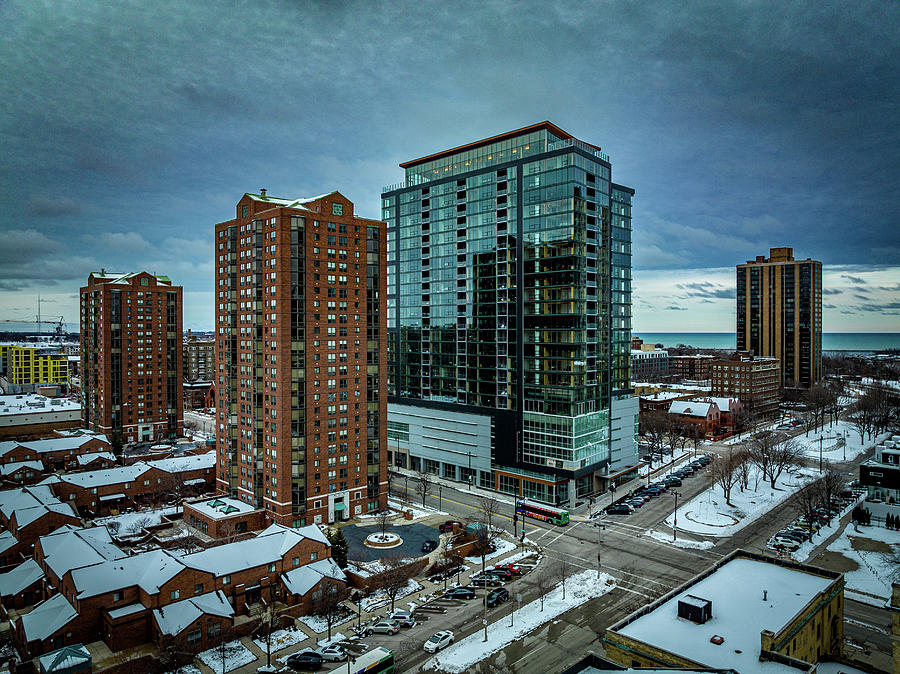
[0,316,67,337]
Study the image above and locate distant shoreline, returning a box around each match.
[634,332,900,352]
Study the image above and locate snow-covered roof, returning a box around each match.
[0,559,44,597]
[616,557,834,674]
[0,460,43,476]
[0,395,81,419]
[182,523,327,576]
[245,191,338,211]
[149,451,215,473]
[0,435,100,457]
[55,463,149,489]
[70,549,184,598]
[37,644,91,674]
[17,593,78,642]
[281,558,346,597]
[107,603,147,620]
[709,397,739,412]
[0,530,16,555]
[0,485,61,519]
[639,391,687,402]
[152,590,234,636]
[96,271,172,285]
[188,496,257,519]
[39,526,125,580]
[668,400,717,417]
[13,502,77,529]
[76,451,116,466]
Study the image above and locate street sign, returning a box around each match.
[482,619,488,626]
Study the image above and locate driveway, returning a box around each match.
[342,522,442,562]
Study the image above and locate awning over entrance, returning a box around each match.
[99,493,126,502]
[333,502,346,511]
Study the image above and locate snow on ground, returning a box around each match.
[360,578,424,612]
[176,666,202,674]
[95,505,180,536]
[638,447,701,477]
[664,465,816,537]
[347,558,417,578]
[316,631,347,648]
[464,536,517,564]
[788,496,863,562]
[197,640,256,674]
[296,609,355,634]
[424,570,615,673]
[387,498,447,518]
[644,529,714,549]
[490,549,540,566]
[820,523,900,606]
[252,628,307,653]
[790,421,888,462]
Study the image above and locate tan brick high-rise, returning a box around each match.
[80,271,184,442]
[737,247,822,387]
[214,191,388,527]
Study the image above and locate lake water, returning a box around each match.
[634,332,900,352]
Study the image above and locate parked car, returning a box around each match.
[424,630,454,653]
[443,587,476,599]
[319,645,347,662]
[422,539,438,553]
[286,650,324,671]
[663,477,683,487]
[607,504,633,515]
[494,563,523,575]
[771,538,800,551]
[365,620,401,636]
[470,574,503,587]
[696,456,712,466]
[389,610,416,628]
[438,520,463,533]
[487,567,513,580]
[626,499,645,509]
[485,587,510,607]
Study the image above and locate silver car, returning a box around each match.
[365,619,401,636]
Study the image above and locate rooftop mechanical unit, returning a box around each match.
[677,594,712,624]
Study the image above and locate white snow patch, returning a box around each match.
[664,465,817,537]
[360,579,423,612]
[644,529,715,549]
[791,421,888,462]
[316,631,347,648]
[197,640,256,674]
[387,498,447,518]
[252,628,307,653]
[424,570,615,673]
[95,506,179,536]
[820,523,900,605]
[464,536,517,564]
[296,612,354,634]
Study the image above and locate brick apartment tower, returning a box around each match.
[737,247,822,388]
[214,191,388,527]
[80,271,184,442]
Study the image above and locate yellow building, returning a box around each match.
[7,346,70,385]
[604,550,843,672]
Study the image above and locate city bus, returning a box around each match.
[515,499,569,525]
[349,646,394,674]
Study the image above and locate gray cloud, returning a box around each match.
[821,288,843,295]
[841,274,867,284]
[665,305,689,311]
[676,281,736,300]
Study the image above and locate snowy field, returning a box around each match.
[388,498,448,519]
[197,640,256,674]
[252,628,307,653]
[664,465,816,537]
[346,557,417,578]
[296,607,356,634]
[360,578,424,612]
[424,570,615,673]
[790,421,888,462]
[464,536,517,564]
[787,495,863,562]
[821,524,900,606]
[95,505,180,536]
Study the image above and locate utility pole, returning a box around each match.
[673,490,682,541]
[596,522,605,578]
[483,589,488,641]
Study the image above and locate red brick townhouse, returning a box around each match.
[667,399,722,439]
[43,451,215,516]
[12,523,343,659]
[0,558,44,611]
[0,435,111,472]
[0,486,80,570]
[0,460,45,486]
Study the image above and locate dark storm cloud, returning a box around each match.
[676,282,736,300]
[841,274,868,284]
[0,0,898,330]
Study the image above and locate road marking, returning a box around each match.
[546,520,581,546]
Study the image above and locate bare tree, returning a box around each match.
[769,438,802,489]
[377,556,415,613]
[251,602,281,669]
[819,467,845,516]
[555,556,572,601]
[848,395,877,443]
[416,470,432,508]
[795,480,823,542]
[640,410,668,466]
[749,432,777,485]
[308,579,350,641]
[375,510,393,540]
[534,569,552,612]
[736,449,752,492]
[151,633,194,674]
[712,451,743,507]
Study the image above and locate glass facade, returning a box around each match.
[383,124,633,491]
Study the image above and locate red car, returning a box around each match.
[493,563,523,575]
[438,520,463,533]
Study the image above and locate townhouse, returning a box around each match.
[0,435,111,472]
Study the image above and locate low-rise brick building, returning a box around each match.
[667,399,721,439]
[0,486,80,571]
[183,496,267,538]
[0,435,111,472]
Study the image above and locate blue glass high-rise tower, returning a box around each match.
[381,122,638,506]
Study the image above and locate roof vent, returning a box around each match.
[260,188,267,196]
[678,594,712,624]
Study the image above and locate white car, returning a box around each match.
[424,630,454,653]
[319,644,347,662]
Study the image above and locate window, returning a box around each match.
[293,556,300,567]
[208,621,221,637]
[311,551,318,561]
[242,204,249,218]
[222,575,231,585]
[268,563,277,573]
[113,591,122,602]
[187,628,202,644]
[194,583,204,595]
[170,589,180,600]
[332,203,343,215]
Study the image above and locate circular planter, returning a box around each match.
[364,532,403,549]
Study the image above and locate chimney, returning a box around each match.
[763,589,768,601]
[260,188,267,196]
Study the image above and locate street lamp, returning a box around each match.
[594,521,605,578]
[438,484,442,510]
[672,490,682,541]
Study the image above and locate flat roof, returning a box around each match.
[0,394,80,416]
[615,557,834,673]
[399,121,598,169]
[187,496,258,519]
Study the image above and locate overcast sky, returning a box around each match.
[1,1,898,333]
